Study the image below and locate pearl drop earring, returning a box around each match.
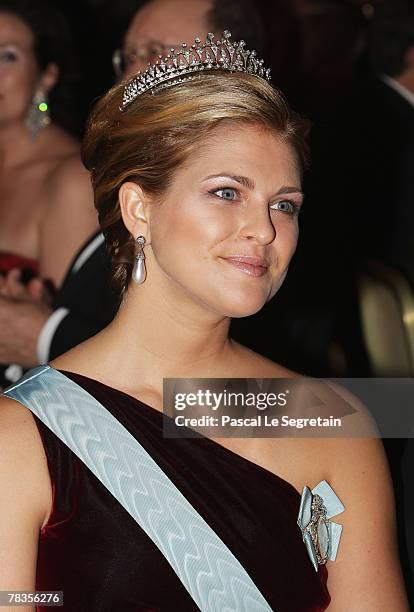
[132,236,146,284]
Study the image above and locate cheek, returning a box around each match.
[149,202,203,282]
[274,218,299,259]
[287,223,299,256]
[151,199,235,264]
[3,64,37,110]
[265,220,298,299]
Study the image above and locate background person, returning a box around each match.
[0,0,98,289]
[0,0,101,386]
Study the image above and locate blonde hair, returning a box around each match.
[82,71,309,301]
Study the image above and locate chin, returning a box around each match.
[218,292,269,319]
[221,276,288,317]
[227,305,266,318]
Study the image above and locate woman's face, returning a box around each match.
[146,123,303,319]
[0,12,43,128]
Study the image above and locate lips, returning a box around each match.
[221,256,269,277]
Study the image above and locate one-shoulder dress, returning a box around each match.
[33,370,331,612]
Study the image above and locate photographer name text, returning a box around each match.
[174,415,342,429]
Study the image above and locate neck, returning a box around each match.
[0,120,45,169]
[94,278,237,393]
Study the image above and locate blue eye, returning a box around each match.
[270,200,296,214]
[213,188,238,201]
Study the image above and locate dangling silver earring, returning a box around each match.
[25,91,51,139]
[132,236,146,284]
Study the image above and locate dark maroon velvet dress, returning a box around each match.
[34,370,331,612]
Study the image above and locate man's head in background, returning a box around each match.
[114,0,264,78]
[369,12,414,92]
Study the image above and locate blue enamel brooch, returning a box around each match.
[297,480,344,571]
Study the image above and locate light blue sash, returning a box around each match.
[3,365,274,612]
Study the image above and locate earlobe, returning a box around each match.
[40,62,59,94]
[119,182,151,242]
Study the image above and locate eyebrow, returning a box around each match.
[277,185,304,196]
[203,174,255,189]
[0,42,26,49]
[203,174,303,197]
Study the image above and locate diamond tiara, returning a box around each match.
[121,30,271,110]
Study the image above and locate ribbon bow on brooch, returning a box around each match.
[297,480,344,572]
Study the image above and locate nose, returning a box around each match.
[239,204,276,245]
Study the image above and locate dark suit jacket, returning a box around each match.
[49,231,119,359]
[341,77,414,276]
[402,437,414,604]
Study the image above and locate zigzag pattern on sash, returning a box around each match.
[3,366,274,612]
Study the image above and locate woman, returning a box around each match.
[0,0,98,290]
[0,32,409,611]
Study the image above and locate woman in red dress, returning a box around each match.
[0,0,97,291]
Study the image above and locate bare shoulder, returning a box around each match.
[49,334,113,386]
[0,394,41,451]
[39,152,98,285]
[232,344,378,440]
[265,434,408,607]
[50,333,102,373]
[43,153,96,225]
[0,396,53,591]
[246,422,408,604]
[231,340,297,378]
[319,435,408,609]
[0,395,52,529]
[290,382,408,607]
